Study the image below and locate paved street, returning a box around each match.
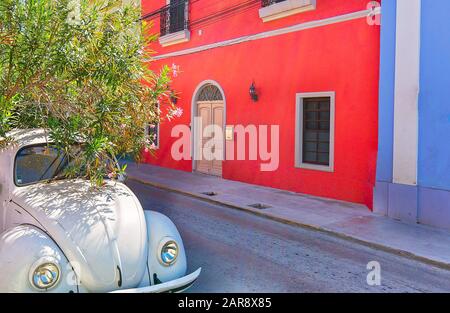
[127,180,450,293]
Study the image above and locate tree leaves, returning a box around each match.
[0,0,177,185]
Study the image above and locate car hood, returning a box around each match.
[12,179,148,292]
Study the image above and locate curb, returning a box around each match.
[128,175,450,271]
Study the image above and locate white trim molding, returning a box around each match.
[392,0,421,186]
[259,0,316,23]
[159,29,191,47]
[152,8,379,60]
[295,92,335,172]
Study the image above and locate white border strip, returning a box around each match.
[392,0,421,186]
[151,8,380,60]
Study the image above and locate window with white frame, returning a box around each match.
[295,92,335,172]
[159,0,190,47]
[145,103,160,149]
[145,122,160,150]
[259,0,316,22]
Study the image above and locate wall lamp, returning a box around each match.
[249,82,258,102]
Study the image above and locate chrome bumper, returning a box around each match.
[111,268,201,293]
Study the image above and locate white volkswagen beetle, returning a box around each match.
[0,129,201,293]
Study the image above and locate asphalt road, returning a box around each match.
[127,180,450,293]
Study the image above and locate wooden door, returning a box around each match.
[196,101,224,177]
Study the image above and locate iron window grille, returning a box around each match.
[197,84,223,101]
[261,0,287,8]
[302,97,331,166]
[160,0,190,37]
[146,122,160,149]
[145,101,160,149]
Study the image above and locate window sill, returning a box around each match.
[295,162,334,173]
[159,30,190,47]
[259,0,316,22]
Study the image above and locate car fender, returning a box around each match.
[140,211,187,287]
[0,224,80,293]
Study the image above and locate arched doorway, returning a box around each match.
[192,81,226,177]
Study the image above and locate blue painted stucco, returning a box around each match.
[377,0,450,191]
[375,0,396,182]
[418,0,450,191]
[374,0,450,230]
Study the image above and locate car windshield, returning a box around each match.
[14,144,79,186]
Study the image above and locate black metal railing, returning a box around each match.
[160,0,189,37]
[261,0,287,8]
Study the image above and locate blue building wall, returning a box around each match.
[375,0,450,230]
[375,0,396,183]
[418,0,450,191]
[416,0,450,229]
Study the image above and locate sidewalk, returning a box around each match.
[125,162,450,270]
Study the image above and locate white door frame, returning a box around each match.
[190,80,227,173]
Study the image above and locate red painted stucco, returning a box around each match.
[142,0,380,209]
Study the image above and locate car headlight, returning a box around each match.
[29,258,61,291]
[158,238,179,266]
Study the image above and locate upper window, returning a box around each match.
[259,0,316,22]
[262,0,287,7]
[145,102,161,150]
[145,123,160,150]
[295,92,335,172]
[159,0,190,47]
[197,84,223,102]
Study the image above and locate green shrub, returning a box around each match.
[0,0,177,185]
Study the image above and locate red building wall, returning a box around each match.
[142,0,380,209]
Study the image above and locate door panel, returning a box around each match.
[195,101,224,177]
[211,104,224,176]
[197,103,212,174]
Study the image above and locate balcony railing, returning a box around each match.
[160,0,189,37]
[261,0,287,8]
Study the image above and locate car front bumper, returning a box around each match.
[110,268,201,293]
